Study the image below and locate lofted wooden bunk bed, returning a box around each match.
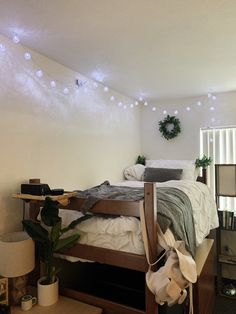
[16,170,216,314]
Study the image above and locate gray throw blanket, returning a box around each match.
[76,181,196,256]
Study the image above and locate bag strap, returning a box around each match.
[140,203,168,267]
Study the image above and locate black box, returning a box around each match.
[21,183,51,196]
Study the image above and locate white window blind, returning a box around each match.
[200,126,236,211]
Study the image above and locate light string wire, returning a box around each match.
[0,34,218,120]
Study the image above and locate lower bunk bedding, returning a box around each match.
[33,179,218,314]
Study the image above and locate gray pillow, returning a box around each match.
[143,167,183,182]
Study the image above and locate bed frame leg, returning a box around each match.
[146,283,158,314]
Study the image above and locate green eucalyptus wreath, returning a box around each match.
[158,115,181,140]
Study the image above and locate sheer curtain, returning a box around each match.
[200,126,236,211]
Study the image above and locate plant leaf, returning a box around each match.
[50,219,62,242]
[54,234,80,252]
[22,220,49,242]
[61,214,92,234]
[41,197,60,227]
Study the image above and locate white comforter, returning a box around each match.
[56,180,218,261]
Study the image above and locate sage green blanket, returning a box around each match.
[76,182,196,256]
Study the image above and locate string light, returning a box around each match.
[24,52,31,60]
[12,35,20,44]
[2,33,219,122]
[63,87,69,94]
[0,43,6,52]
[50,80,56,88]
[36,69,43,78]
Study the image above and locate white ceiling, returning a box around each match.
[0,0,236,102]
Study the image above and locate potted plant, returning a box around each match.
[136,155,146,166]
[22,197,89,306]
[195,155,213,169]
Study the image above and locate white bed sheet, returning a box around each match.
[56,180,218,262]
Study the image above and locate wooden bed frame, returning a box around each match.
[24,169,215,314]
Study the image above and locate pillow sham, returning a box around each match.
[124,164,145,181]
[143,167,183,182]
[146,159,196,181]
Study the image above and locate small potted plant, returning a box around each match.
[195,155,213,169]
[136,155,146,166]
[22,197,89,306]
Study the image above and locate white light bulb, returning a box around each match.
[135,101,139,106]
[12,35,20,44]
[24,52,31,60]
[197,101,202,106]
[0,43,6,52]
[144,101,148,106]
[104,86,109,92]
[63,87,69,94]
[138,96,143,102]
[152,107,156,111]
[50,81,56,88]
[93,82,98,88]
[207,93,212,98]
[163,110,167,115]
[212,95,216,100]
[118,102,123,107]
[211,117,215,122]
[36,69,43,78]
[210,106,215,111]
[174,110,178,115]
[110,95,115,101]
[130,104,134,108]
[186,106,191,111]
[123,105,127,109]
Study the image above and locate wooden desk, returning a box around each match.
[11,296,103,314]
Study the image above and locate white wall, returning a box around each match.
[141,91,236,159]
[0,35,141,234]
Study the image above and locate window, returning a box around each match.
[200,126,236,211]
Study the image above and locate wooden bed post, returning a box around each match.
[144,183,158,314]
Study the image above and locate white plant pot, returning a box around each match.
[37,277,59,306]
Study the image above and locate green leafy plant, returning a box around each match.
[136,155,146,165]
[22,197,89,285]
[195,155,213,169]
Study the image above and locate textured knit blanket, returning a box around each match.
[76,181,196,256]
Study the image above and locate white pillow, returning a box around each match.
[145,159,197,181]
[124,164,145,181]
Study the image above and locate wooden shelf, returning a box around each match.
[12,191,77,206]
[219,254,236,265]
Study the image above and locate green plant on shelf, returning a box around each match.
[136,155,146,165]
[195,155,212,169]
